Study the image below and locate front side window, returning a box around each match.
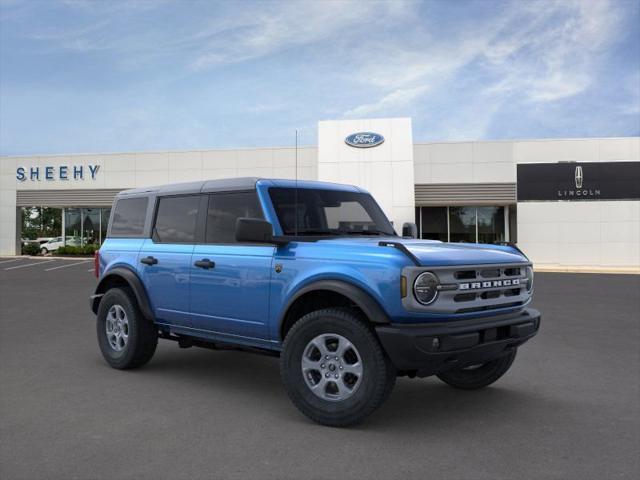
[206,192,263,244]
[268,188,395,236]
[154,195,200,243]
[110,197,148,237]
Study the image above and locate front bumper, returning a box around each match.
[375,308,541,377]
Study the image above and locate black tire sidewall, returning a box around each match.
[96,288,152,369]
[437,348,517,390]
[281,309,394,426]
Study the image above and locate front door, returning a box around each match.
[189,191,274,340]
[138,194,202,328]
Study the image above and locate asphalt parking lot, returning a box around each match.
[0,257,638,480]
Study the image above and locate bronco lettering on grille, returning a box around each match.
[459,279,520,290]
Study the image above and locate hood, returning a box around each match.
[399,239,527,266]
[315,237,528,266]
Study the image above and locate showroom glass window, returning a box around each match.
[100,208,111,244]
[449,207,477,243]
[415,206,508,244]
[64,208,82,244]
[82,208,101,245]
[477,207,505,243]
[206,192,263,244]
[154,195,200,243]
[420,207,448,241]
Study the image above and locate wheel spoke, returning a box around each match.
[312,376,328,391]
[343,362,363,377]
[336,337,354,359]
[310,338,330,358]
[301,356,320,372]
[331,380,343,397]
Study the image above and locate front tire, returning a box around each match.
[40,247,48,255]
[280,308,396,427]
[436,348,517,390]
[96,287,158,370]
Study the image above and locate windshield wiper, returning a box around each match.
[289,229,337,236]
[340,230,390,236]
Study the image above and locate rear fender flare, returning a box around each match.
[92,267,154,320]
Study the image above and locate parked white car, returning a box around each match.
[40,237,80,254]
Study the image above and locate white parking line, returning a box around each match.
[45,260,91,271]
[0,258,24,265]
[5,260,56,270]
[88,268,95,272]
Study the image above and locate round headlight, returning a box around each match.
[525,266,534,293]
[414,272,439,305]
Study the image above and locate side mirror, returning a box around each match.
[402,222,418,239]
[235,217,277,244]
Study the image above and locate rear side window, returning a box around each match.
[154,195,201,243]
[206,192,263,243]
[110,197,148,237]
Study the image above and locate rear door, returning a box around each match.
[139,194,204,328]
[189,191,274,340]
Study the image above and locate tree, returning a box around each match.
[21,207,62,239]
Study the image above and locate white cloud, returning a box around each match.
[483,0,622,103]
[189,1,413,71]
[341,0,626,132]
[344,85,429,118]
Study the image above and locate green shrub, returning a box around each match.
[56,244,99,256]
[22,243,41,256]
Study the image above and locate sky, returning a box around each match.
[0,0,639,155]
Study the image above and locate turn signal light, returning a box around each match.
[400,275,407,298]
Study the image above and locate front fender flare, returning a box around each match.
[91,267,154,321]
[279,279,391,329]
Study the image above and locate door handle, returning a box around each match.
[141,256,158,266]
[194,259,215,269]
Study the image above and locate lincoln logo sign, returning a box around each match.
[16,165,100,182]
[574,166,583,188]
[516,161,640,202]
[345,132,384,148]
[559,164,600,198]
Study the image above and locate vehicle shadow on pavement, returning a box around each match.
[130,344,558,432]
[366,379,551,432]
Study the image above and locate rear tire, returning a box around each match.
[96,287,158,369]
[280,308,396,427]
[436,349,517,390]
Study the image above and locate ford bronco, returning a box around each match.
[91,178,540,426]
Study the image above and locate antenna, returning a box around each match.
[294,129,299,238]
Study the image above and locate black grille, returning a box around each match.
[456,301,525,314]
[455,270,476,280]
[480,269,501,278]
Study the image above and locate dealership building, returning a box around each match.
[1,118,639,271]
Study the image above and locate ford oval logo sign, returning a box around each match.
[345,132,385,148]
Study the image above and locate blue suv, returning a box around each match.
[91,178,540,426]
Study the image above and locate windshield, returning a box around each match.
[268,187,396,237]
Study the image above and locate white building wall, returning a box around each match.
[413,141,515,184]
[514,137,640,270]
[1,130,639,271]
[317,118,415,232]
[0,158,18,255]
[0,147,318,256]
